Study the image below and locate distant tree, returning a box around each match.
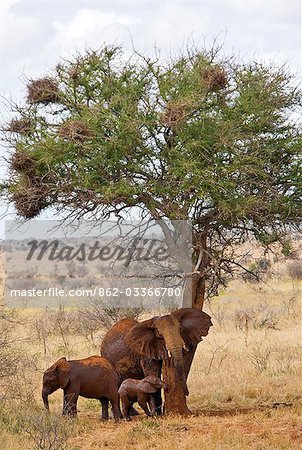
[1,44,302,309]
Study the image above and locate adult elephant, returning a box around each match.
[100,308,212,415]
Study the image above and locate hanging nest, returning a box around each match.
[58,119,94,142]
[203,66,228,92]
[161,101,188,128]
[10,149,36,173]
[11,186,48,219]
[10,172,55,219]
[6,118,32,134]
[27,77,60,104]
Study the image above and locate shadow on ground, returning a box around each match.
[194,402,294,417]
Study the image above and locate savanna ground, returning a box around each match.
[0,250,301,449]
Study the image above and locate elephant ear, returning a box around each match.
[138,380,157,394]
[55,357,71,388]
[172,308,212,348]
[125,318,167,360]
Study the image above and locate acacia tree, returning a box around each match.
[1,45,302,309]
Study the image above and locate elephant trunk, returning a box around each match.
[164,336,189,396]
[42,390,50,410]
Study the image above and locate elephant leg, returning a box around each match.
[141,358,163,415]
[126,404,133,421]
[100,397,109,420]
[149,389,162,416]
[120,395,132,421]
[129,406,139,416]
[149,396,156,415]
[63,390,78,417]
[138,400,151,417]
[109,394,121,422]
[117,399,123,419]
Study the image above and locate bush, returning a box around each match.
[247,341,274,372]
[78,297,144,332]
[287,261,302,281]
[0,309,20,380]
[0,403,73,450]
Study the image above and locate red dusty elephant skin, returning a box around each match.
[118,375,167,421]
[101,308,212,414]
[42,355,120,420]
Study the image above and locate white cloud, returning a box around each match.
[135,2,211,53]
[225,0,300,27]
[0,0,20,13]
[51,9,143,56]
[0,0,37,56]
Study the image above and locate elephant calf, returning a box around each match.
[118,375,166,421]
[42,355,120,420]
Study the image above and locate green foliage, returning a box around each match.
[3,45,301,226]
[1,44,302,297]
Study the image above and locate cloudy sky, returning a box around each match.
[0,0,301,237]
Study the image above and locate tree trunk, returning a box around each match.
[183,345,198,379]
[162,361,191,416]
[182,272,205,310]
[163,229,208,414]
[193,276,205,310]
[182,232,208,310]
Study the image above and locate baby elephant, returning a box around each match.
[42,355,120,420]
[118,375,166,421]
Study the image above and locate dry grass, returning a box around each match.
[0,252,301,450]
[2,404,300,450]
[68,408,302,450]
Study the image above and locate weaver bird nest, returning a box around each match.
[59,120,94,142]
[7,118,32,134]
[27,77,60,104]
[10,170,56,219]
[161,101,188,128]
[11,184,49,219]
[203,66,228,91]
[10,149,36,173]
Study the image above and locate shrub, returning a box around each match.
[0,404,73,450]
[78,299,144,331]
[247,341,274,372]
[287,261,302,281]
[0,309,20,381]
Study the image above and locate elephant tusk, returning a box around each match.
[183,345,190,352]
[167,350,172,359]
